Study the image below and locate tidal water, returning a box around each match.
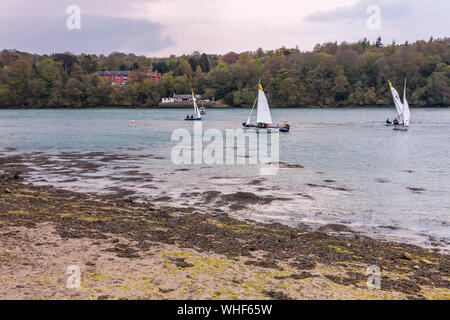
[0,108,449,250]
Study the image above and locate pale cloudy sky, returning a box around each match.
[0,0,448,56]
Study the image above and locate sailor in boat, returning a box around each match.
[393,118,399,125]
[386,118,392,125]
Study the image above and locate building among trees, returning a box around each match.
[161,94,202,104]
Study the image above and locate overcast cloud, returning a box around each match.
[0,0,448,56]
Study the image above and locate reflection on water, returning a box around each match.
[0,107,449,250]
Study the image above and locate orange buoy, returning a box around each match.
[130,120,135,124]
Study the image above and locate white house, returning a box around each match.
[161,94,202,104]
[162,97,175,103]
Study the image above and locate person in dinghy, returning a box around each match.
[242,82,290,132]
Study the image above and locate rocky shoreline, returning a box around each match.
[0,169,449,300]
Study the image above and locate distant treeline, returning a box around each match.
[0,37,449,108]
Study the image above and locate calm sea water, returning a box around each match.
[0,108,449,250]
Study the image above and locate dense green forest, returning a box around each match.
[0,37,449,108]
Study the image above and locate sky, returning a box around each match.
[0,0,448,57]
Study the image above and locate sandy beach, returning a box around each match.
[0,154,449,300]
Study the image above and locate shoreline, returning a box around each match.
[1,149,447,252]
[1,105,449,110]
[0,168,449,299]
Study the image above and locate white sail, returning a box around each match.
[192,93,201,118]
[256,87,272,124]
[389,82,404,120]
[403,80,410,126]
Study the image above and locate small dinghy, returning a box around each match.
[184,92,202,121]
[243,82,290,132]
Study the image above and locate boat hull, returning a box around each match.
[385,123,403,127]
[184,118,202,121]
[243,124,289,132]
[393,126,408,131]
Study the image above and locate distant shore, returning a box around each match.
[1,105,449,110]
[0,153,449,300]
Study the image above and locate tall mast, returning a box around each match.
[246,97,257,125]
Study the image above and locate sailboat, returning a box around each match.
[184,92,202,121]
[242,82,290,132]
[387,81,404,126]
[393,79,410,131]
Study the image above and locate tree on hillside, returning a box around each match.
[199,53,210,72]
[52,53,78,75]
[375,36,383,48]
[222,52,240,65]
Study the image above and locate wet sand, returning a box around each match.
[0,163,449,300]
